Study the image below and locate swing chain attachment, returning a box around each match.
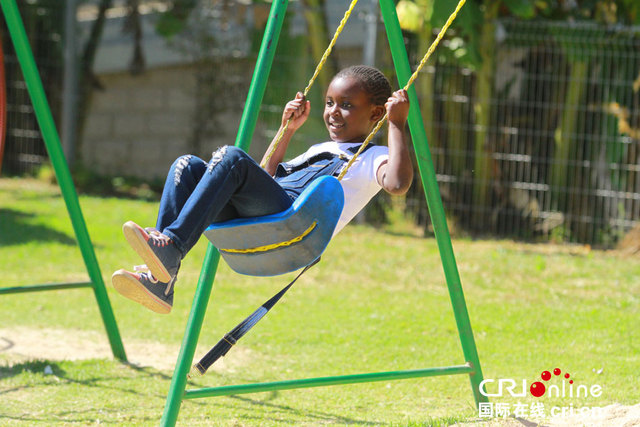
[337,0,467,181]
[260,0,360,169]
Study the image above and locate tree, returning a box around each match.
[397,0,536,228]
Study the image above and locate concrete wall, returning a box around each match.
[81,62,253,181]
[82,66,191,180]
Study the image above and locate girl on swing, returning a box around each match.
[112,65,413,314]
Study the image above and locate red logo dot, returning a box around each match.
[565,373,570,379]
[530,381,546,397]
[541,371,551,381]
[554,368,561,376]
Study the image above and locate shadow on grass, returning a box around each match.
[381,228,427,240]
[0,359,174,399]
[0,359,479,425]
[0,359,212,423]
[1,359,348,425]
[0,208,76,247]
[184,372,389,425]
[184,368,382,424]
[227,393,380,425]
[0,360,67,384]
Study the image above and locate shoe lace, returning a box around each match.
[134,264,158,283]
[146,227,173,248]
[134,264,175,296]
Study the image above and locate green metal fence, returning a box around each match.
[0,0,62,175]
[404,19,640,247]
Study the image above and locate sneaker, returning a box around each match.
[122,221,181,283]
[112,266,175,314]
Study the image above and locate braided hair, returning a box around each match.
[333,65,392,106]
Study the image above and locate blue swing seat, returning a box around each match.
[204,176,344,276]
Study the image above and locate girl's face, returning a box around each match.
[323,76,385,143]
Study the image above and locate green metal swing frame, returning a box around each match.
[0,1,126,362]
[160,1,487,425]
[2,0,483,422]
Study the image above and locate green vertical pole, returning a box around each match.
[1,0,126,361]
[379,0,486,406]
[159,1,289,425]
[234,0,289,151]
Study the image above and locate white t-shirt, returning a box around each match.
[283,141,389,234]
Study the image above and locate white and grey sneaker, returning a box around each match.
[112,266,175,314]
[122,221,181,283]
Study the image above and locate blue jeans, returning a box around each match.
[157,146,293,256]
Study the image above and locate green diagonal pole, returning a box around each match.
[233,0,288,152]
[160,245,221,427]
[1,0,126,361]
[159,1,289,425]
[379,0,486,405]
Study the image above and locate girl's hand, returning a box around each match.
[282,92,311,130]
[385,89,409,128]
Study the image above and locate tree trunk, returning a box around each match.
[416,21,435,150]
[75,0,113,162]
[444,72,466,178]
[301,0,335,93]
[472,3,499,220]
[551,59,588,211]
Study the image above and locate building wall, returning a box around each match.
[82,65,195,180]
[81,61,255,181]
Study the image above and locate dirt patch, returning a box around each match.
[617,224,640,256]
[548,403,640,426]
[0,326,252,373]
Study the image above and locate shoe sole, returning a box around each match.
[112,269,171,314]
[122,221,173,282]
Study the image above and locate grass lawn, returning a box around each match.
[1,177,639,426]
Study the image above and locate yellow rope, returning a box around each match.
[337,0,467,181]
[218,222,317,254]
[260,0,360,169]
